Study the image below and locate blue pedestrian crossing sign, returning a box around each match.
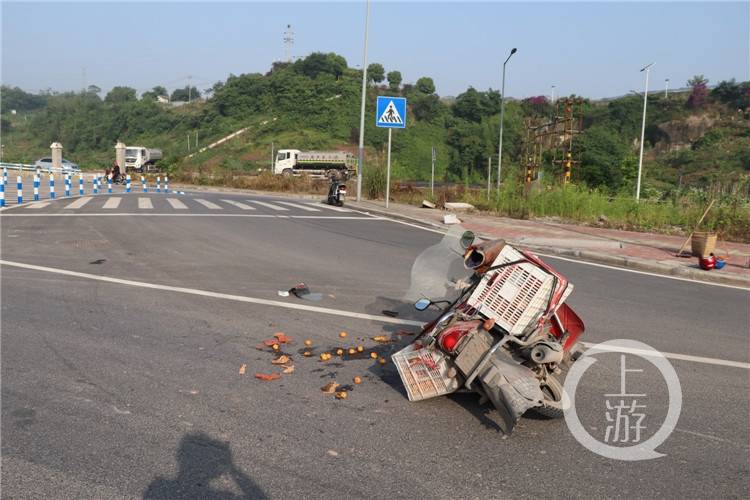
[376,96,407,129]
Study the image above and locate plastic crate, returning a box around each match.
[392,344,460,402]
[467,245,556,336]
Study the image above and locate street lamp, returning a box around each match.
[551,84,556,103]
[636,62,654,201]
[497,47,517,192]
[664,78,670,98]
[355,0,371,202]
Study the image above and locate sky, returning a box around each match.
[1,1,748,99]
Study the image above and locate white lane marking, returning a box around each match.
[166,198,188,210]
[1,257,747,371]
[102,197,121,209]
[0,259,422,327]
[344,208,749,291]
[316,203,351,212]
[275,201,319,212]
[246,200,288,211]
[538,253,750,291]
[580,341,750,370]
[195,198,222,210]
[138,197,153,209]
[26,202,51,209]
[0,213,384,219]
[64,197,92,209]
[221,199,256,210]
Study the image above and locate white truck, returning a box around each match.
[124,146,163,173]
[274,149,357,178]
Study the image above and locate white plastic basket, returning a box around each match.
[392,344,460,401]
[467,245,556,335]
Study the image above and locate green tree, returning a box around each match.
[170,86,201,102]
[293,52,347,79]
[415,77,436,95]
[367,63,385,83]
[105,86,137,103]
[580,124,629,190]
[86,85,101,96]
[387,71,402,92]
[142,85,168,100]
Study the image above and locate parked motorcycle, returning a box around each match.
[327,173,347,206]
[393,231,585,433]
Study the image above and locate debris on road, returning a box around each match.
[283,365,295,374]
[353,376,362,384]
[327,449,339,457]
[443,213,461,225]
[382,310,399,317]
[335,391,348,400]
[288,282,324,302]
[422,200,436,209]
[255,372,281,381]
[277,290,290,297]
[319,352,332,361]
[304,339,313,346]
[321,382,340,394]
[339,331,348,338]
[444,202,475,211]
[372,335,393,344]
[303,351,312,357]
[273,332,292,344]
[239,364,247,375]
[271,355,290,365]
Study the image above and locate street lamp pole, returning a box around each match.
[636,62,654,201]
[497,47,517,192]
[356,0,371,202]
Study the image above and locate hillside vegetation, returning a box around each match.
[2,55,749,239]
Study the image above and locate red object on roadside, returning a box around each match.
[699,254,716,270]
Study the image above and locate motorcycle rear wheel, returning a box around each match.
[532,375,564,419]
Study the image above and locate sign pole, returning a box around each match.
[487,156,491,200]
[386,128,392,209]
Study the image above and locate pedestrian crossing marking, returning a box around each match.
[275,201,319,212]
[195,198,222,210]
[221,199,255,210]
[138,197,153,209]
[316,203,351,212]
[246,200,288,211]
[27,202,51,209]
[65,197,92,209]
[166,198,188,210]
[102,197,121,209]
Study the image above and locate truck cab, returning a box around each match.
[274,149,299,175]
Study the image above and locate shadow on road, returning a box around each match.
[143,432,267,499]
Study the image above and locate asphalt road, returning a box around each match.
[2,190,749,499]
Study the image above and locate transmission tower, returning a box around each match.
[283,24,294,63]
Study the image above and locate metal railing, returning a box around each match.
[0,162,75,174]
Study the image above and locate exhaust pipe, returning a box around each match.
[530,343,564,364]
[464,239,507,273]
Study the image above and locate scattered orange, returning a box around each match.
[304,339,313,346]
[335,391,348,400]
[353,376,362,384]
[356,346,364,353]
[272,344,280,351]
[378,357,387,365]
[348,348,356,355]
[336,348,344,356]
[370,352,378,359]
[303,351,312,357]
[339,331,348,338]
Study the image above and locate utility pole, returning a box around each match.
[497,47,517,193]
[551,84,556,104]
[188,75,192,103]
[356,0,371,202]
[283,24,294,63]
[664,78,670,98]
[195,130,198,150]
[431,146,436,196]
[636,62,654,201]
[271,141,275,171]
[187,133,190,152]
